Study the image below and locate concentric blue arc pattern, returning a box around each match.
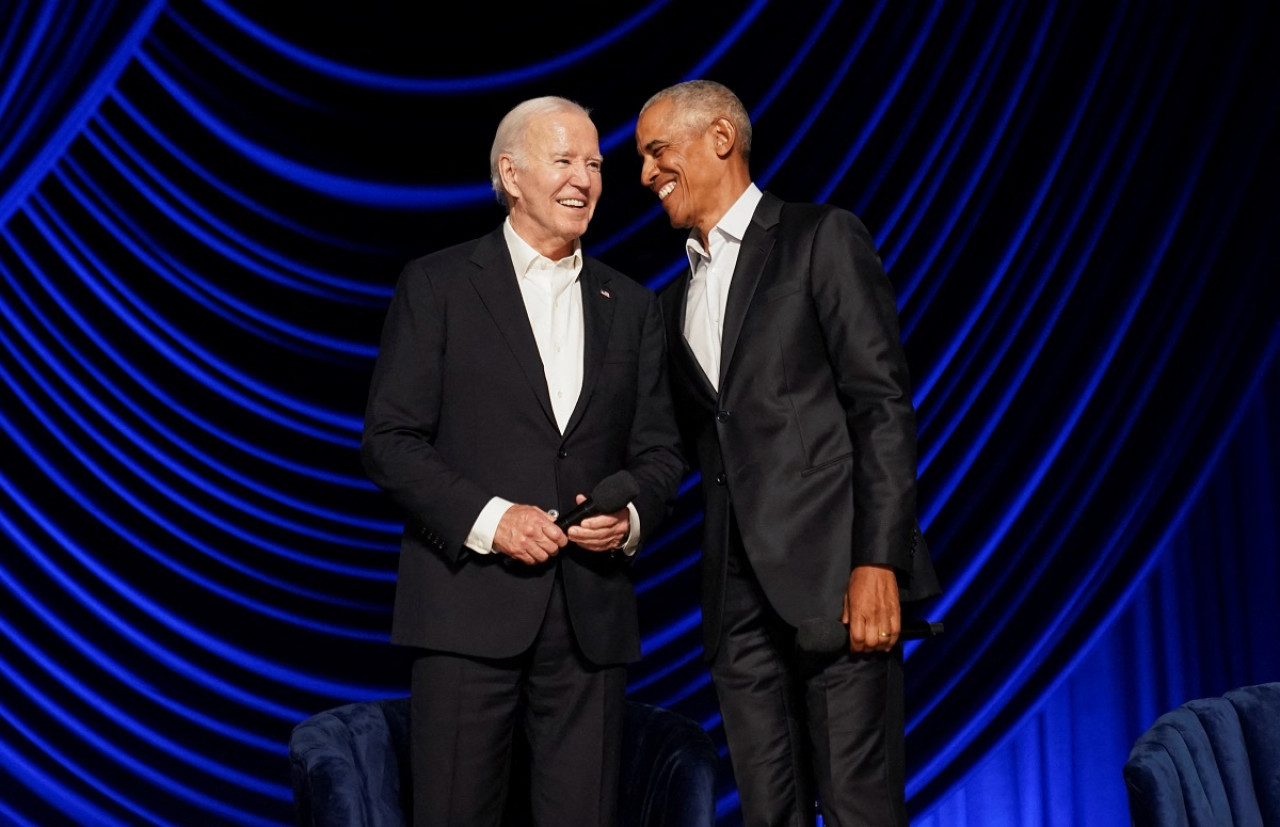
[2,2,1277,825]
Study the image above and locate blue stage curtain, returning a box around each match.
[915,370,1280,826]
[1,2,1275,825]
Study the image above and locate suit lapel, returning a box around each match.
[467,230,557,428]
[719,191,781,389]
[562,261,614,437]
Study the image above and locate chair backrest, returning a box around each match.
[1123,682,1280,826]
[619,701,719,827]
[289,697,716,827]
[290,697,411,827]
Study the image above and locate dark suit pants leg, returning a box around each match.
[410,648,519,826]
[804,647,907,827]
[523,567,625,827]
[711,541,816,827]
[711,541,907,826]
[409,568,624,827]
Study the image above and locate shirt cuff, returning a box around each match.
[464,497,514,554]
[620,503,641,556]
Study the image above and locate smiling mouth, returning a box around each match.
[558,198,586,208]
[657,182,676,200]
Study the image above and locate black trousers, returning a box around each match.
[711,526,907,827]
[409,567,626,826]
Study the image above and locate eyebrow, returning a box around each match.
[552,152,604,163]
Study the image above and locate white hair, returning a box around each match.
[489,96,593,209]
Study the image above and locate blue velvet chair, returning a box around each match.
[1123,681,1280,826]
[289,696,718,826]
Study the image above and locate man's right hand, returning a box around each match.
[493,505,567,565]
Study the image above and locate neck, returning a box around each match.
[696,177,753,246]
[508,216,576,260]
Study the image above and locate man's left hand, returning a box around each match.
[843,565,900,653]
[566,494,629,552]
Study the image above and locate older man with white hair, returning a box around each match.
[362,96,684,826]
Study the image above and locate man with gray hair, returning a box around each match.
[363,96,684,825]
[637,79,940,826]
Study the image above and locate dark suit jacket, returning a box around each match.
[362,228,685,667]
[659,191,941,658]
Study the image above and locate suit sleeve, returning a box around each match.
[360,260,492,561]
[622,289,688,549]
[810,209,919,573]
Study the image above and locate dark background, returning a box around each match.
[1,1,1276,824]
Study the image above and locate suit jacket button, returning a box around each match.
[715,410,730,422]
[715,473,727,485]
[557,449,568,458]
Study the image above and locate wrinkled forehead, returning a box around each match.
[527,112,600,156]
[637,100,709,149]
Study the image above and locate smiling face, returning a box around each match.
[501,109,602,260]
[636,97,739,245]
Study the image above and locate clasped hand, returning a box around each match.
[565,494,629,552]
[494,496,628,565]
[492,505,565,565]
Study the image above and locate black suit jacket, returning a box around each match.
[660,191,941,658]
[363,228,685,666]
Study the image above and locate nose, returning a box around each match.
[640,155,656,188]
[569,159,593,187]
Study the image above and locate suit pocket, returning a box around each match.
[800,452,853,477]
[759,281,803,303]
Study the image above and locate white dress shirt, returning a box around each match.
[465,219,640,554]
[683,183,763,390]
[507,221,586,432]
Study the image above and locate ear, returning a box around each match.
[709,117,737,160]
[498,154,521,201]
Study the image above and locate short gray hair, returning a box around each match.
[489,96,593,209]
[640,80,752,161]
